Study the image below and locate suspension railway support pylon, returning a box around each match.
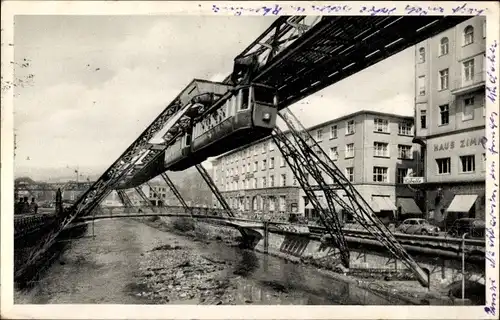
[274,109,430,287]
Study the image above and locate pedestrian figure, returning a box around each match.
[30,197,39,214]
[22,197,30,214]
[14,197,23,215]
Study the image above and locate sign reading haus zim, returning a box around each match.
[433,136,487,152]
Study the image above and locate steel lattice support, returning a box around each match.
[159,173,192,215]
[279,109,429,287]
[134,187,155,210]
[195,164,234,218]
[116,190,134,208]
[272,125,350,268]
[14,102,193,279]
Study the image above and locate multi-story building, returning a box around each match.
[413,16,487,228]
[211,110,423,224]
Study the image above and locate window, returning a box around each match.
[418,76,426,96]
[247,161,251,173]
[262,177,267,188]
[463,59,475,81]
[460,155,475,173]
[280,156,286,167]
[269,157,275,169]
[253,178,257,189]
[463,97,474,120]
[373,167,388,182]
[345,143,354,158]
[440,37,449,55]
[316,129,323,141]
[269,141,274,151]
[270,175,275,187]
[281,174,286,187]
[482,96,486,117]
[420,110,427,129]
[439,69,449,90]
[253,146,257,156]
[292,176,297,186]
[254,161,258,172]
[330,147,338,160]
[245,179,249,189]
[436,158,451,174]
[374,118,389,133]
[262,144,266,154]
[346,167,354,182]
[398,121,413,135]
[279,196,286,212]
[330,125,338,139]
[398,145,413,159]
[261,159,267,170]
[374,142,389,157]
[439,104,449,125]
[269,197,275,212]
[418,47,425,63]
[397,168,409,184]
[346,120,355,135]
[464,25,474,45]
[242,164,246,174]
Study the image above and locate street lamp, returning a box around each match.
[462,232,468,301]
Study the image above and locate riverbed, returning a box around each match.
[15,218,408,305]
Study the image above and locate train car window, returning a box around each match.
[230,96,236,116]
[240,88,249,110]
[253,85,275,106]
[222,103,227,119]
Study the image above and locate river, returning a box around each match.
[14,218,406,305]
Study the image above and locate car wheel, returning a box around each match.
[421,230,428,235]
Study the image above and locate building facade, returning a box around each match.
[211,110,422,224]
[413,16,487,228]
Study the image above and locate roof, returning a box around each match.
[211,110,413,163]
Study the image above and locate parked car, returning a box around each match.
[446,218,485,239]
[396,218,440,236]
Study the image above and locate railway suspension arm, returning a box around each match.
[279,109,430,287]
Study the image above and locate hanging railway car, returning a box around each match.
[164,83,279,172]
[116,80,279,189]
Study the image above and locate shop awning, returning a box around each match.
[447,194,478,213]
[371,196,397,212]
[396,197,422,215]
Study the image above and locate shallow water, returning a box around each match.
[15,219,405,305]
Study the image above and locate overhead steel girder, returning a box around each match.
[234,17,325,75]
[269,16,471,109]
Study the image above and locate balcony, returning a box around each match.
[451,72,485,96]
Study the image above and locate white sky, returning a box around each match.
[13,15,415,179]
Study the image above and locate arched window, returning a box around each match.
[464,26,474,45]
[440,37,449,56]
[418,47,425,63]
